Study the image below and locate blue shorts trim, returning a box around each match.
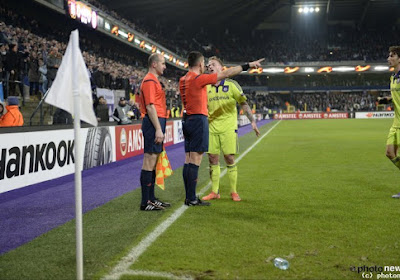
[182,114,209,153]
[142,115,166,154]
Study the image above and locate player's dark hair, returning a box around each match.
[389,46,400,57]
[148,53,160,68]
[208,56,224,67]
[188,51,204,67]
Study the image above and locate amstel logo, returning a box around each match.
[120,128,127,156]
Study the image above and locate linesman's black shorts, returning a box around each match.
[142,115,166,154]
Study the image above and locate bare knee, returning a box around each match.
[386,151,396,160]
[224,154,235,165]
[208,154,219,165]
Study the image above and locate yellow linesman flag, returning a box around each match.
[155,149,173,190]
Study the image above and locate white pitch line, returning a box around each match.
[102,120,281,280]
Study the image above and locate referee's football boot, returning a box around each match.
[185,197,211,206]
[152,198,171,207]
[140,201,164,211]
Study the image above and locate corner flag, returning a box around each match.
[45,29,97,280]
[45,29,98,126]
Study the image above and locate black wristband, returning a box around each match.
[241,63,250,71]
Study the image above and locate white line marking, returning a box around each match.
[122,269,193,280]
[102,120,281,280]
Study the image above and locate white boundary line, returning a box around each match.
[102,120,282,280]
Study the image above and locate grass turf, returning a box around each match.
[0,121,272,280]
[1,119,399,280]
[127,119,399,279]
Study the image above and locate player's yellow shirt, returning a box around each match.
[207,79,247,134]
[391,73,400,128]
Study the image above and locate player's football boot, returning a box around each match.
[185,197,211,206]
[152,198,171,207]
[140,201,164,211]
[202,191,220,201]
[392,192,400,198]
[231,192,241,202]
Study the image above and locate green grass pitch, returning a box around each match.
[0,119,399,280]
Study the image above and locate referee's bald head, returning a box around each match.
[148,53,162,68]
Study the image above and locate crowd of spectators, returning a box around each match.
[0,3,179,101]
[78,0,400,63]
[291,91,378,112]
[0,0,396,127]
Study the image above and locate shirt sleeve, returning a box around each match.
[141,80,158,106]
[230,80,247,104]
[194,73,218,88]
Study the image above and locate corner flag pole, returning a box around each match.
[71,30,84,280]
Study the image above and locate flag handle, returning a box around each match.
[72,30,84,280]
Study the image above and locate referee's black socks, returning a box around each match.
[140,170,153,206]
[187,163,200,201]
[183,163,190,198]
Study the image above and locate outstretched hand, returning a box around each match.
[249,58,265,69]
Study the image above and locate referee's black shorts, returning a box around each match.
[182,114,209,153]
[142,115,166,154]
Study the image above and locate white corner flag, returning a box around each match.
[45,29,97,280]
[45,29,98,126]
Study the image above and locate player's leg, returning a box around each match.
[202,133,221,200]
[385,127,400,198]
[140,116,164,211]
[184,115,210,206]
[148,118,170,207]
[221,130,240,201]
[141,153,162,210]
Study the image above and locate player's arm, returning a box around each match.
[216,58,265,81]
[146,104,164,144]
[377,96,392,104]
[240,101,260,137]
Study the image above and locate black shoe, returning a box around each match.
[185,197,211,206]
[152,198,171,207]
[140,201,164,211]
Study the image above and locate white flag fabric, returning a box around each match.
[45,30,98,126]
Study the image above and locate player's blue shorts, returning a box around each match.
[182,114,209,153]
[142,115,166,154]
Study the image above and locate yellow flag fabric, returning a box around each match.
[155,150,173,190]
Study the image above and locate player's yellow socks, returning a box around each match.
[391,157,400,170]
[210,164,220,193]
[227,164,238,193]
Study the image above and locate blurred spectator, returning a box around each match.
[46,46,61,88]
[4,42,19,97]
[28,51,39,96]
[53,108,73,125]
[96,95,109,122]
[0,96,23,126]
[113,97,132,124]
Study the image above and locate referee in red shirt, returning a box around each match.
[138,53,171,211]
[179,51,264,206]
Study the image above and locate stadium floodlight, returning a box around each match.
[303,7,309,13]
[315,7,320,12]
[298,7,303,13]
[263,68,285,73]
[374,66,389,71]
[310,7,314,12]
[332,66,355,72]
